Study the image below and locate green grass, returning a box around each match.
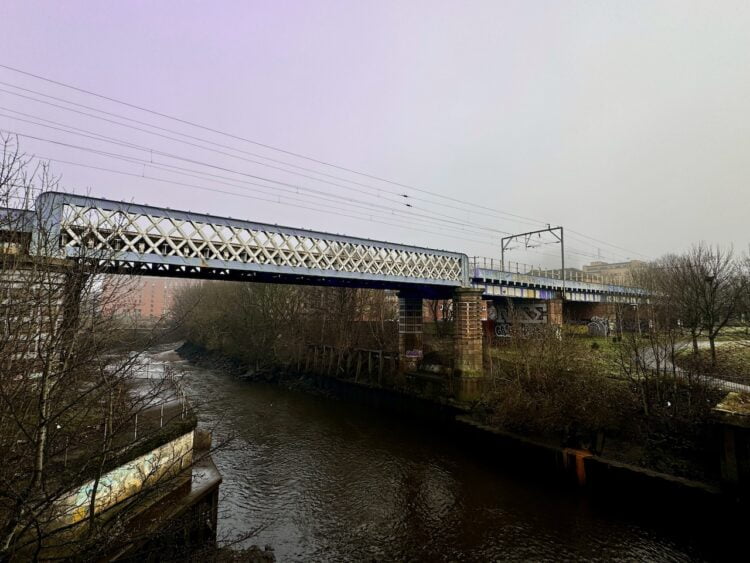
[710,327,750,342]
[675,344,750,382]
[487,334,626,379]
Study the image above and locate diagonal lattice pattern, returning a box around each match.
[58,204,464,283]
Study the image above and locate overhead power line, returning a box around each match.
[0,99,632,263]
[0,64,651,260]
[0,83,550,233]
[2,124,615,263]
[0,86,640,264]
[1,126,517,241]
[0,76,547,231]
[27,152,501,250]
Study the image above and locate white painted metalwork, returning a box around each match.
[35,193,466,287]
[11,193,648,302]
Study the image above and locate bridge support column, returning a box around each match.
[453,288,484,400]
[547,298,564,325]
[398,294,423,373]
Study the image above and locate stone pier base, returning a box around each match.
[454,375,486,402]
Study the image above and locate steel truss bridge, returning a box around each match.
[5,192,642,302]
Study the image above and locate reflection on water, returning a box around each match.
[146,347,731,562]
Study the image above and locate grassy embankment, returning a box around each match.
[478,330,723,483]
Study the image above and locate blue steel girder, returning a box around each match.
[470,267,646,303]
[33,192,469,291]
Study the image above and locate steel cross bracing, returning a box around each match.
[15,192,645,301]
[34,192,467,289]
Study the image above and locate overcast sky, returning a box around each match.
[1,1,748,268]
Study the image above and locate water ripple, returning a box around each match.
[167,353,725,562]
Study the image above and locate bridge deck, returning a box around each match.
[33,192,467,292]
[0,193,647,302]
[471,267,644,302]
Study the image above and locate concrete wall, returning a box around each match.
[54,431,194,527]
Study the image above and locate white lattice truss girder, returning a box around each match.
[53,200,465,285]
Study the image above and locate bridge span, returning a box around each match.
[12,192,639,301]
[2,192,644,399]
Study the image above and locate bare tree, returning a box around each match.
[741,251,750,337]
[641,245,746,365]
[609,248,745,418]
[653,253,705,354]
[172,282,398,375]
[0,136,218,560]
[426,298,452,338]
[681,244,744,364]
[483,318,633,453]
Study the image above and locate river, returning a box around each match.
[147,346,735,562]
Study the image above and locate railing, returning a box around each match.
[302,344,399,384]
[131,359,190,442]
[469,256,634,287]
[60,362,190,469]
[711,376,750,393]
[470,256,540,275]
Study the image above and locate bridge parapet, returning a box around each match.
[471,267,645,302]
[33,192,468,289]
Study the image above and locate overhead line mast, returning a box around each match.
[501,225,565,294]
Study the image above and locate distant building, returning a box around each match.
[582,260,646,284]
[101,276,195,320]
[530,267,585,280]
[527,260,646,285]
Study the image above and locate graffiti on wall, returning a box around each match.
[488,302,548,338]
[488,302,548,324]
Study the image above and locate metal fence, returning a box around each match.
[469,256,634,287]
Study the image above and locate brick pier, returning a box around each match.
[453,287,485,400]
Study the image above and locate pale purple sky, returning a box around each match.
[1,1,749,267]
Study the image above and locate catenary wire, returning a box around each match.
[3,126,612,263]
[0,66,650,259]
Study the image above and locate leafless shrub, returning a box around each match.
[0,136,218,560]
[171,282,398,372]
[482,324,635,451]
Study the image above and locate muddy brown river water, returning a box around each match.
[147,347,739,562]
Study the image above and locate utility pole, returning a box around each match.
[559,226,565,296]
[500,225,565,296]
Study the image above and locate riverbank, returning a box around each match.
[176,340,340,399]
[175,342,740,517]
[171,346,745,561]
[303,376,728,512]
